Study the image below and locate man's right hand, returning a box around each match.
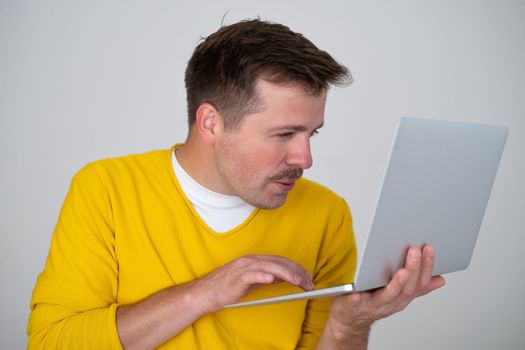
[116,254,313,350]
[192,254,315,312]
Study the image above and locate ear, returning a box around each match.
[194,103,223,145]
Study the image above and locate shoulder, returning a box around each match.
[72,148,174,188]
[89,148,171,172]
[80,148,171,175]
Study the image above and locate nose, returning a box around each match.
[286,136,313,170]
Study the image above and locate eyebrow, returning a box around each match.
[268,122,324,133]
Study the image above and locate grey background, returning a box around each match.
[1,0,524,348]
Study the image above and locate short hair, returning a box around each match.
[184,19,352,130]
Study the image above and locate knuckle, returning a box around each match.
[416,282,427,292]
[396,301,409,313]
[401,288,416,299]
[239,271,255,284]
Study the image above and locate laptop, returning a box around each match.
[225,117,508,309]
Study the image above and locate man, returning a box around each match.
[28,19,445,349]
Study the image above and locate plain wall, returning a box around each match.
[1,0,524,348]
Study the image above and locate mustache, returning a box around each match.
[268,168,303,182]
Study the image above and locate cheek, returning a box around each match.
[249,146,285,172]
[224,135,287,176]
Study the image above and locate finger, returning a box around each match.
[419,276,446,296]
[249,254,313,282]
[244,255,313,289]
[376,268,409,304]
[402,247,422,296]
[239,270,276,286]
[417,245,436,292]
[245,260,314,291]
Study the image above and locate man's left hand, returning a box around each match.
[324,245,446,344]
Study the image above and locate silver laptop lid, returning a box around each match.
[354,117,508,291]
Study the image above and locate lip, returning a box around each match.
[273,181,296,192]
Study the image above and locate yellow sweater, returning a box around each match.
[28,147,357,349]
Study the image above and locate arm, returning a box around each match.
[28,164,314,349]
[28,165,121,349]
[296,198,358,350]
[116,254,314,350]
[316,245,446,350]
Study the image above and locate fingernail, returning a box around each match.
[307,280,314,290]
[426,245,435,257]
[303,282,313,291]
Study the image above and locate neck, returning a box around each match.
[176,131,233,195]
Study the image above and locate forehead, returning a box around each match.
[240,79,327,129]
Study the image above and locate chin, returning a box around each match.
[251,193,289,210]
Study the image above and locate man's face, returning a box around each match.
[213,80,327,209]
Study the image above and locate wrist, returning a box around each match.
[325,317,373,343]
[173,280,217,316]
[184,276,232,315]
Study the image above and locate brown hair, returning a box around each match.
[184,19,351,130]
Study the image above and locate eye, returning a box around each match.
[277,132,295,139]
[310,129,320,137]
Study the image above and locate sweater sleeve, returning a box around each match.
[27,164,123,349]
[296,198,358,349]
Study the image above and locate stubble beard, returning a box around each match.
[215,138,303,210]
[230,167,304,210]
